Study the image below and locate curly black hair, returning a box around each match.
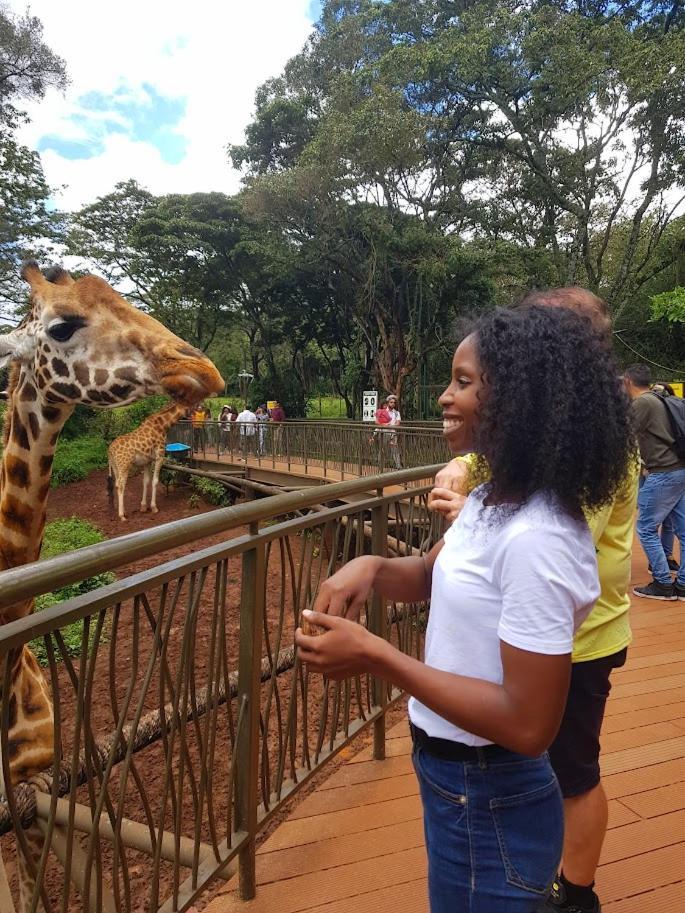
[470,306,634,516]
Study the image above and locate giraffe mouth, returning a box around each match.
[157,353,224,404]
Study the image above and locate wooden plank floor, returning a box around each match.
[206,541,685,913]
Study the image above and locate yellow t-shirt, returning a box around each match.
[575,464,638,661]
[446,455,639,663]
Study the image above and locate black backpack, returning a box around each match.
[652,392,685,460]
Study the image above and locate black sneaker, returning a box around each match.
[633,580,677,600]
[675,583,685,601]
[538,876,601,912]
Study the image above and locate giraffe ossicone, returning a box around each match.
[0,262,223,913]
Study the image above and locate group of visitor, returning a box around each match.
[295,285,661,913]
[188,401,286,456]
[217,401,286,457]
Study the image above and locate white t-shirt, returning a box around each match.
[236,409,256,435]
[408,486,600,746]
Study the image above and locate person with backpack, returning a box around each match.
[624,363,685,600]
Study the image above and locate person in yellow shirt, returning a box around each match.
[428,288,638,913]
[191,405,206,453]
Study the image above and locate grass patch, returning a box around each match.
[31,518,115,665]
[51,435,109,488]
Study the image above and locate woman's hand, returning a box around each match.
[433,458,470,493]
[312,555,382,622]
[427,487,467,524]
[295,610,381,680]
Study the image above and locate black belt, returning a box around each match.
[410,723,515,763]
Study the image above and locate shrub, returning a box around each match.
[31,518,115,664]
[191,476,232,506]
[51,435,109,487]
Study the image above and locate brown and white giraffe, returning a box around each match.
[108,400,188,520]
[0,261,223,912]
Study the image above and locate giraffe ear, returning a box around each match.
[44,264,74,286]
[20,260,56,295]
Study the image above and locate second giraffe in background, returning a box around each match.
[108,401,187,520]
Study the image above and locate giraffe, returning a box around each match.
[0,261,223,912]
[108,401,188,520]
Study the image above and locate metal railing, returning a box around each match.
[0,467,444,913]
[172,420,449,479]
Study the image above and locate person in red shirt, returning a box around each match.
[270,401,286,452]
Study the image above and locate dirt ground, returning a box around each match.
[2,470,409,912]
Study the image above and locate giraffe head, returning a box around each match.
[0,262,224,408]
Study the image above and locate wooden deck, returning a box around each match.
[206,543,685,913]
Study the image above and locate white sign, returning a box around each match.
[362,390,378,422]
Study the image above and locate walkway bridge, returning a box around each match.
[167,420,449,491]
[0,431,682,913]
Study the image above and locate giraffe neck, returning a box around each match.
[147,402,188,435]
[0,367,71,621]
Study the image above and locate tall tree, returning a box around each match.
[233,0,685,316]
[0,4,68,318]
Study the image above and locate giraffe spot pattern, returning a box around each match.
[94,368,109,385]
[51,382,80,400]
[73,361,90,386]
[51,358,69,377]
[11,418,30,450]
[110,383,134,400]
[19,382,37,402]
[5,454,30,488]
[39,454,52,476]
[1,493,33,533]
[114,367,139,384]
[27,412,40,440]
[42,406,60,423]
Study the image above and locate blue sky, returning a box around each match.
[37,84,188,165]
[13,1,320,210]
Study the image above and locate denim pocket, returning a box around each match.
[490,778,563,895]
[413,748,468,811]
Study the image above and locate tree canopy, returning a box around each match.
[0,4,68,318]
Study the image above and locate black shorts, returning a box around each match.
[548,647,628,798]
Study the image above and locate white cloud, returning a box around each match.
[9,0,317,210]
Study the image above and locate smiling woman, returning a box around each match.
[296,306,633,913]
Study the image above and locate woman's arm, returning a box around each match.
[296,618,570,756]
[313,539,443,620]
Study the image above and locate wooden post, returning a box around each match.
[369,489,389,760]
[234,523,265,900]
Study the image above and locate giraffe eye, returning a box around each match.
[48,318,87,342]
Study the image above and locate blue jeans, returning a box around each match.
[413,745,563,912]
[661,512,676,557]
[636,468,685,585]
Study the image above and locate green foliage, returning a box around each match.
[237,0,685,312]
[93,395,169,441]
[306,395,347,418]
[51,435,109,488]
[191,476,232,506]
[248,373,310,418]
[0,7,68,314]
[650,287,685,324]
[31,518,115,665]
